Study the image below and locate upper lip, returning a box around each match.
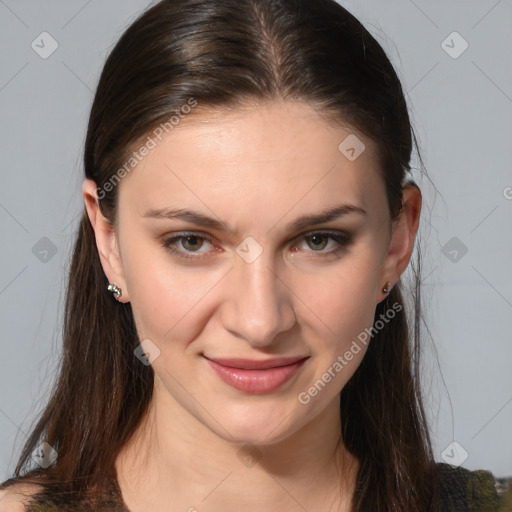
[204,355,309,370]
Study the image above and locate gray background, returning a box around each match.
[1,0,511,480]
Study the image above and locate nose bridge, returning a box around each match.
[225,244,295,345]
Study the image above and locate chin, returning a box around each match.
[205,404,304,446]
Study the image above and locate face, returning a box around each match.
[85,100,414,446]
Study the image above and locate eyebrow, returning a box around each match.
[142,203,367,234]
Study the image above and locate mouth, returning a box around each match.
[203,355,310,394]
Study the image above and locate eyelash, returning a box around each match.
[160,230,353,261]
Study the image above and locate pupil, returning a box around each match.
[185,236,201,251]
[310,234,327,250]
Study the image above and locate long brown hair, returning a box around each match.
[1,0,441,510]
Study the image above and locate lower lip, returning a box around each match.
[204,357,308,394]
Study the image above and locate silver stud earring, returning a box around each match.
[107,283,122,299]
[382,282,393,295]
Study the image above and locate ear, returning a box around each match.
[377,183,422,302]
[82,178,130,303]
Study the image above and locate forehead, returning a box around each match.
[116,100,385,222]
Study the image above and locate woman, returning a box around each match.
[0,0,500,510]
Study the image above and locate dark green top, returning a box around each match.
[1,462,504,511]
[436,462,502,511]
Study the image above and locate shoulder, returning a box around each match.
[1,476,127,512]
[0,482,45,512]
[436,462,500,511]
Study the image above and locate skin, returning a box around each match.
[82,99,421,512]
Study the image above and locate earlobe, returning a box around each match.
[82,178,130,302]
[378,184,422,302]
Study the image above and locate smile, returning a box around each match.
[203,356,310,394]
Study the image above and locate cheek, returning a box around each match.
[123,243,228,342]
[295,254,382,343]
[294,270,378,406]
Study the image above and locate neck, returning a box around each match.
[115,378,359,512]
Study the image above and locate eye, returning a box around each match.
[161,232,215,260]
[292,231,353,258]
[161,230,353,261]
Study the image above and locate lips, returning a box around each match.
[205,356,308,370]
[203,355,309,394]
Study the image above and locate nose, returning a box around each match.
[220,253,297,348]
